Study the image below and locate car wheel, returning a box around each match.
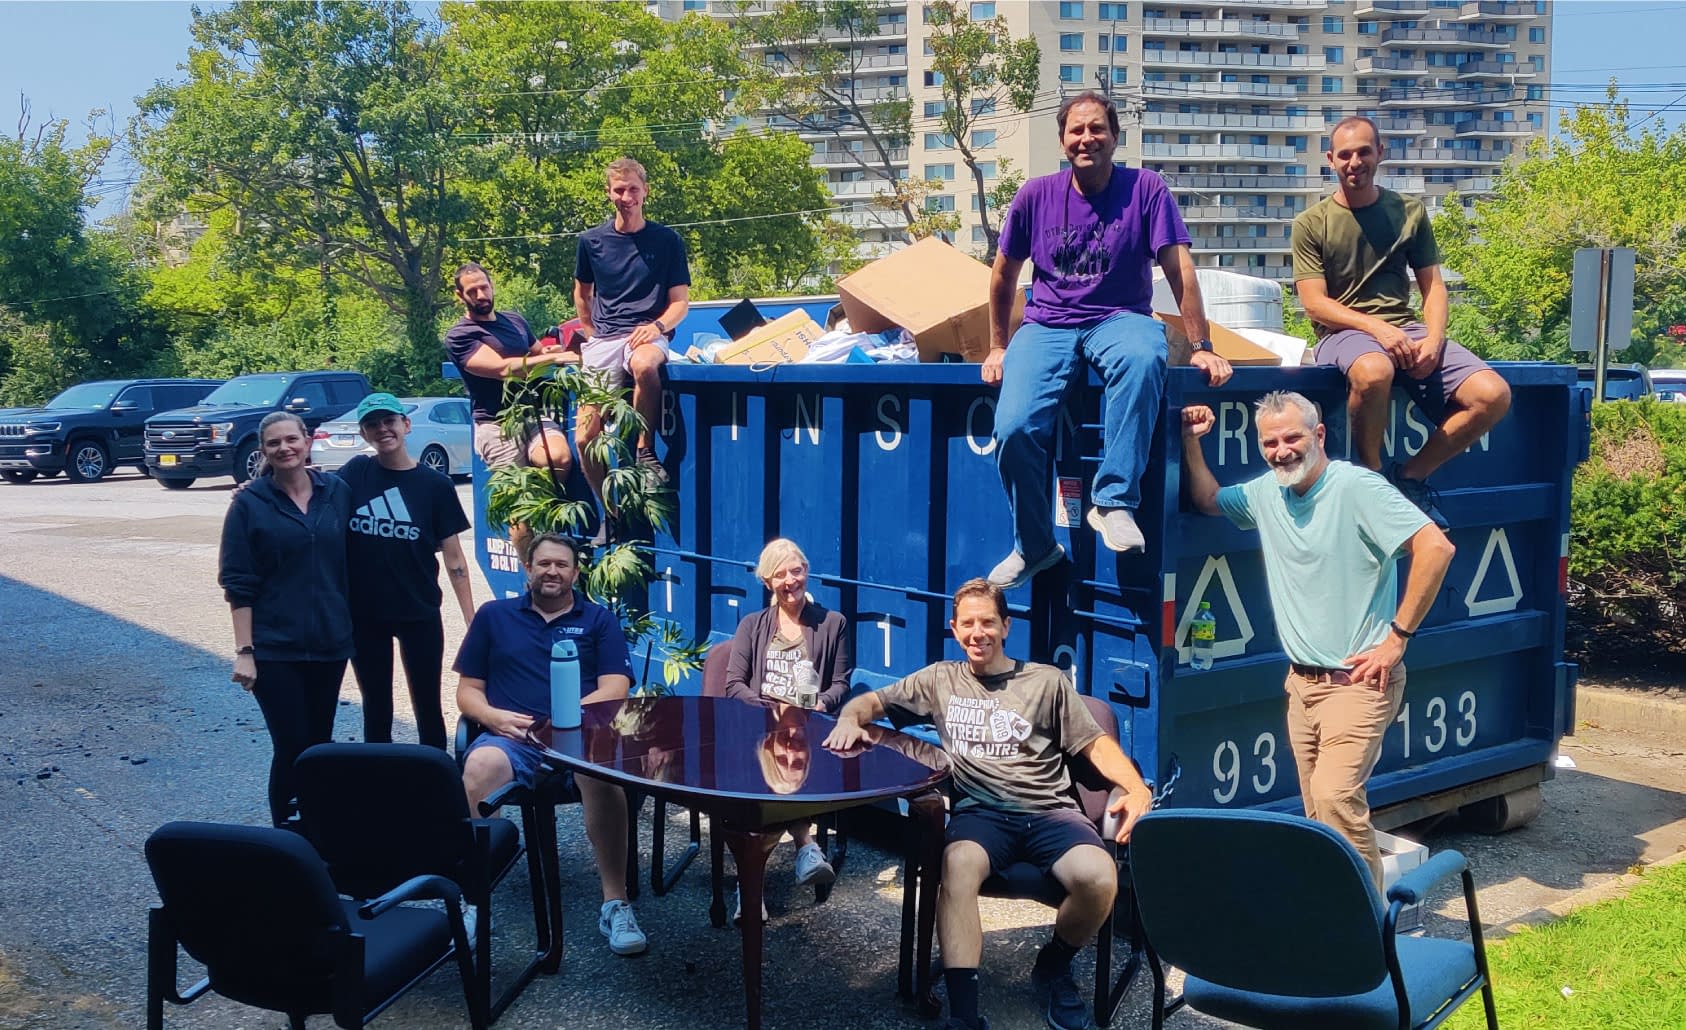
[66,439,110,483]
[234,440,261,484]
[420,444,450,476]
[1,471,38,484]
[157,477,195,491]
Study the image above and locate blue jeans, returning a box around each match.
[994,311,1168,560]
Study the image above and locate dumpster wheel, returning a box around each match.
[1459,784,1544,834]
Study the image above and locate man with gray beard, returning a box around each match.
[1179,391,1453,887]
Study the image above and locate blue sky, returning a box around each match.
[5,0,1682,212]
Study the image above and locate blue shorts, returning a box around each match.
[466,734,555,792]
[947,806,1104,876]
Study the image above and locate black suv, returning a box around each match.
[144,370,372,488]
[0,378,223,484]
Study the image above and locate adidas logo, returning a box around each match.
[350,487,422,541]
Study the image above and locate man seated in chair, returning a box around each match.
[826,578,1154,1030]
[453,531,648,957]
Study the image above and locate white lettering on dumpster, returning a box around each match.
[730,392,741,442]
[966,397,997,456]
[876,394,904,451]
[1216,401,1251,467]
[661,391,677,438]
[795,393,821,446]
[1464,527,1523,617]
[1175,555,1254,664]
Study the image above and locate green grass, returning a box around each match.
[1446,860,1686,1029]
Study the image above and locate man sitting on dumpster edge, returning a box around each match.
[454,532,649,956]
[985,90,1233,590]
[826,578,1154,1030]
[1292,116,1511,527]
[1180,392,1455,888]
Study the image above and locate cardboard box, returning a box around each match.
[1155,311,1284,367]
[1376,829,1429,934]
[714,309,824,366]
[837,237,1024,363]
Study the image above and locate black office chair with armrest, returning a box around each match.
[294,743,538,1024]
[144,820,483,1030]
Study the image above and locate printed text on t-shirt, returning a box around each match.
[945,696,1034,759]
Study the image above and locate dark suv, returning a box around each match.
[0,378,223,484]
[144,370,371,488]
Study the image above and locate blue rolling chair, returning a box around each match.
[1129,809,1499,1030]
[145,820,483,1030]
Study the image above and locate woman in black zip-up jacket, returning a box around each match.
[219,411,355,827]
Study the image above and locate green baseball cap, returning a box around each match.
[354,392,407,423]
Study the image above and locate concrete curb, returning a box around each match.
[1574,685,1686,739]
[1487,842,1686,940]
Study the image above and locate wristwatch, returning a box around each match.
[652,318,668,335]
[236,645,255,656]
[1193,338,1215,353]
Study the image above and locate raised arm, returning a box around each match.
[1179,405,1222,516]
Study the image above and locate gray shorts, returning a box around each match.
[472,419,565,468]
[582,331,669,390]
[1314,322,1491,421]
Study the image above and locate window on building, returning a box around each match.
[1322,15,1343,32]
[1059,1,1084,18]
[1287,135,1308,152]
[924,40,935,56]
[926,195,956,213]
[1099,33,1126,52]
[1112,67,1129,85]
[924,101,947,117]
[1060,33,1084,51]
[1530,55,1545,71]
[925,132,955,148]
[1528,26,1545,43]
[1059,64,1085,83]
[1324,46,1344,64]
[887,74,906,86]
[1321,76,1343,94]
[970,2,996,18]
[976,161,997,178]
[924,70,944,86]
[973,226,989,244]
[972,97,996,115]
[925,163,956,180]
[1097,2,1127,19]
[1526,85,1543,100]
[682,0,706,9]
[1288,75,1309,93]
[1358,20,1377,34]
[972,129,998,148]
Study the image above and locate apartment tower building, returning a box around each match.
[655,0,1552,279]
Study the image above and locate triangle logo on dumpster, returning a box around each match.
[1464,527,1523,617]
[1176,555,1255,665]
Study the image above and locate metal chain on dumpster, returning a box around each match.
[1151,757,1182,810]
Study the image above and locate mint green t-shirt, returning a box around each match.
[1217,461,1429,669]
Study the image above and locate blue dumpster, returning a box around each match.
[465,297,1588,826]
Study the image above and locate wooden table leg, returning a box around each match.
[719,826,782,1030]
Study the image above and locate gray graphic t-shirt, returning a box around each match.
[877,661,1104,813]
[760,632,807,704]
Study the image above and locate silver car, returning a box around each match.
[311,397,473,477]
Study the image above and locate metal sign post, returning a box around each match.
[1570,247,1637,402]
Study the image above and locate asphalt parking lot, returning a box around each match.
[2,473,1683,1029]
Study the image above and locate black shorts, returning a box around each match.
[946,806,1105,876]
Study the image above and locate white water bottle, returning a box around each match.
[551,638,581,729]
[1190,602,1217,671]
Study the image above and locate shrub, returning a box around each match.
[1568,399,1686,667]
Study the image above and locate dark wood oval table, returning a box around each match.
[532,696,950,1030]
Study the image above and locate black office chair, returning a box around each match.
[903,695,1146,1026]
[295,743,539,1024]
[145,820,483,1030]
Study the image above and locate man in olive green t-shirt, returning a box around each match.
[1291,116,1511,529]
[827,579,1153,1030]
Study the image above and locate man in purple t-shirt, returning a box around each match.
[985,92,1233,589]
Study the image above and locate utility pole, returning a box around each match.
[1095,19,1120,96]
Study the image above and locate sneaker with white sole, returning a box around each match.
[793,842,836,887]
[986,544,1066,590]
[731,885,769,926]
[598,899,648,955]
[1086,506,1145,553]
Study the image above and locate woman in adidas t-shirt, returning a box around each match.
[336,393,473,750]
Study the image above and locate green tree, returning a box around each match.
[134,0,469,389]
[731,1,917,227]
[925,0,1039,262]
[1435,87,1686,365]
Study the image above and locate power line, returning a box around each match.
[452,206,841,245]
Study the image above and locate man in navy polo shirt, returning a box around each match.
[454,532,648,956]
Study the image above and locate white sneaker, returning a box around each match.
[1087,506,1145,553]
[731,885,769,926]
[793,842,836,887]
[598,899,648,955]
[986,544,1066,589]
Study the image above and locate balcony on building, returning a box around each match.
[1378,85,1515,107]
[1389,146,1504,165]
[1180,203,1301,221]
[831,208,903,230]
[828,179,899,198]
[1354,0,1433,17]
[1354,56,1428,76]
[1455,59,1535,80]
[1456,1,1537,22]
[1374,114,1428,134]
[1454,117,1534,137]
[1381,26,1509,48]
[1144,111,1317,131]
[1159,0,1329,9]
[1453,175,1496,193]
[1168,172,1326,192]
[1142,79,1299,100]
[1141,50,1327,72]
[1145,142,1301,162]
[1191,235,1294,253]
[1376,173,1427,192]
[1139,17,1301,41]
[811,145,907,168]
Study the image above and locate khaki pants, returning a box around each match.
[1284,662,1405,889]
[473,419,563,468]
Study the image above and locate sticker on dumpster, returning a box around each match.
[1175,555,1255,665]
[1464,527,1523,617]
[1055,478,1083,528]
